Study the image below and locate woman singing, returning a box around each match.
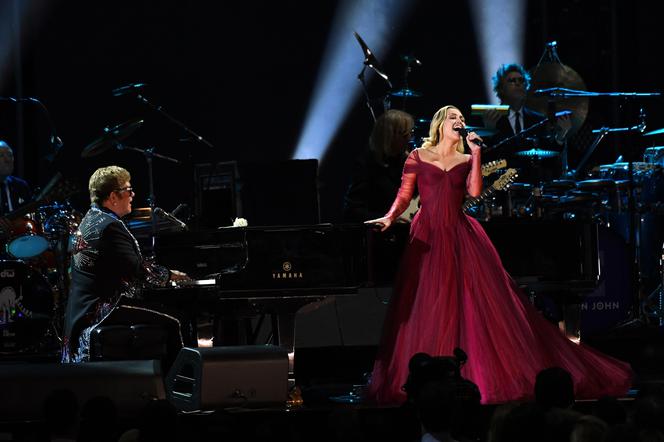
[365,105,631,405]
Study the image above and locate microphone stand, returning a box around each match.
[116,143,181,257]
[353,31,392,122]
[134,93,214,148]
[357,65,377,122]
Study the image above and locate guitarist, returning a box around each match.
[0,141,32,241]
[343,110,416,222]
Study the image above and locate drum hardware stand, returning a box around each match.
[596,112,652,329]
[50,224,73,344]
[354,31,393,122]
[114,143,181,256]
[641,240,664,327]
[396,54,422,112]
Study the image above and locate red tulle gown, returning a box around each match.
[367,149,632,405]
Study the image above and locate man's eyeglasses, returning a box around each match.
[506,77,526,85]
[115,186,134,194]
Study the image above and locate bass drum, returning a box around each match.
[0,260,54,354]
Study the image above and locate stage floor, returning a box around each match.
[1,328,663,441]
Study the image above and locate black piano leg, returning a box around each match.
[213,317,252,346]
[271,312,296,384]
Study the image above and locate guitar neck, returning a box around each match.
[463,186,497,213]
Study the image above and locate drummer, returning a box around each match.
[0,140,31,215]
[0,140,32,243]
[483,63,572,146]
[482,63,572,182]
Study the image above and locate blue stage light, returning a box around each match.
[293,0,411,162]
[470,0,526,103]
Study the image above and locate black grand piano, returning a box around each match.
[142,224,367,377]
[141,219,600,377]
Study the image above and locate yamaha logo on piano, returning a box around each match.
[272,261,303,279]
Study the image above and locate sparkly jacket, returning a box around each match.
[62,204,169,357]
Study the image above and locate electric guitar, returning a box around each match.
[462,168,518,213]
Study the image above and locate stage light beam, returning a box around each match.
[469,0,526,103]
[293,0,411,162]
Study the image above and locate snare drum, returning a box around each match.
[5,216,49,259]
[0,259,54,353]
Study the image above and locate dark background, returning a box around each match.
[1,0,661,224]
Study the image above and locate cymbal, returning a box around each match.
[526,62,588,135]
[643,128,664,136]
[514,148,560,159]
[390,88,422,97]
[81,119,143,158]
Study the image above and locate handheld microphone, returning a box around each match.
[454,127,488,149]
[112,83,146,97]
[154,207,188,231]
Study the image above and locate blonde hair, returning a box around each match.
[89,165,131,205]
[369,109,415,163]
[421,105,465,154]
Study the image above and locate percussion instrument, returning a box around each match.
[0,260,54,353]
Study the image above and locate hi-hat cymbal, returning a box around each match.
[81,119,144,158]
[643,128,664,136]
[526,62,588,135]
[390,88,422,97]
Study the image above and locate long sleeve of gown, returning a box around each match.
[466,151,482,197]
[385,152,417,221]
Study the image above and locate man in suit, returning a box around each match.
[482,63,572,183]
[0,140,31,215]
[0,140,32,249]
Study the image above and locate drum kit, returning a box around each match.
[0,197,82,356]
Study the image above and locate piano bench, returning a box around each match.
[90,324,169,362]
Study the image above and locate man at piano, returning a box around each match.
[62,165,189,363]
